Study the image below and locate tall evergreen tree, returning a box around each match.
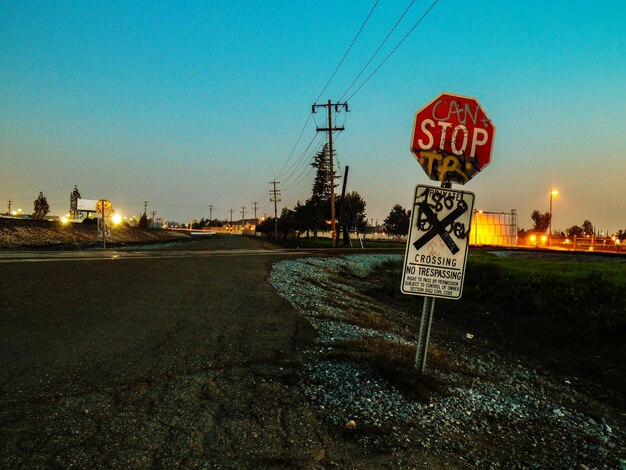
[307,143,339,238]
[33,192,50,220]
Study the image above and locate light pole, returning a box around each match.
[549,189,558,247]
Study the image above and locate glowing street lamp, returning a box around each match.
[549,189,558,247]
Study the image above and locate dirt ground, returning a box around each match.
[0,218,191,249]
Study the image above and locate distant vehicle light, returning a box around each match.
[112,214,123,225]
[60,216,69,224]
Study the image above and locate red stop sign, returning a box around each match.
[411,92,495,184]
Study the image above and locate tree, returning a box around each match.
[566,225,584,237]
[277,207,297,239]
[138,213,149,228]
[293,201,313,237]
[339,191,367,234]
[384,204,411,237]
[256,217,275,237]
[32,192,50,220]
[531,210,551,232]
[582,220,594,235]
[307,143,338,238]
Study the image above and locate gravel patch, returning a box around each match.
[269,254,625,468]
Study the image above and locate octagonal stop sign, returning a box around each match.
[411,92,495,184]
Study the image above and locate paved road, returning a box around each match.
[0,236,344,468]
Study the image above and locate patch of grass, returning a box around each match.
[312,307,400,335]
[467,252,626,287]
[343,310,397,332]
[377,252,625,345]
[428,345,479,376]
[462,252,626,343]
[326,337,445,402]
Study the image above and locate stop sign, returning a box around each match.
[411,92,495,184]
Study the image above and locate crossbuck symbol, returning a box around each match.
[413,198,469,255]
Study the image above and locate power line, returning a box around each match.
[281,161,317,192]
[314,0,381,103]
[281,135,329,191]
[273,1,379,195]
[274,113,313,179]
[339,0,418,102]
[280,132,326,187]
[346,0,440,102]
[280,131,320,182]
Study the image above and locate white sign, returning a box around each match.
[77,198,98,212]
[401,185,475,299]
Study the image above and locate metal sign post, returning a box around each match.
[415,296,435,372]
[96,199,112,249]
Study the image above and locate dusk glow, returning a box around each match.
[1,1,624,232]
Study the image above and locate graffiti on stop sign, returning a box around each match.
[411,93,495,185]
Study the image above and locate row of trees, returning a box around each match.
[526,210,620,238]
[257,144,368,240]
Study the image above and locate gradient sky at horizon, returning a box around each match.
[1,0,625,232]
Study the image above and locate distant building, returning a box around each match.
[470,210,518,246]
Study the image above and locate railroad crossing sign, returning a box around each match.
[411,92,495,184]
[401,184,475,299]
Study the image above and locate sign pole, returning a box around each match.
[414,180,451,373]
[415,295,435,372]
[101,204,106,249]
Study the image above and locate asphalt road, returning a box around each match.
[0,235,347,468]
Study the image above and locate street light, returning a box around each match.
[549,189,558,247]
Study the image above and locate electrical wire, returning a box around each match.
[274,113,313,179]
[314,0,380,104]
[280,132,325,187]
[280,132,319,181]
[346,0,440,102]
[282,163,316,192]
[339,0,417,102]
[282,137,327,191]
[272,0,379,200]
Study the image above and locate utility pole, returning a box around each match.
[252,202,259,222]
[7,200,12,214]
[151,210,157,228]
[312,99,349,247]
[241,206,246,226]
[209,205,213,224]
[269,180,281,239]
[335,165,350,246]
[229,208,233,224]
[143,201,148,216]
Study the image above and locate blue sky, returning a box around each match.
[1,0,624,232]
